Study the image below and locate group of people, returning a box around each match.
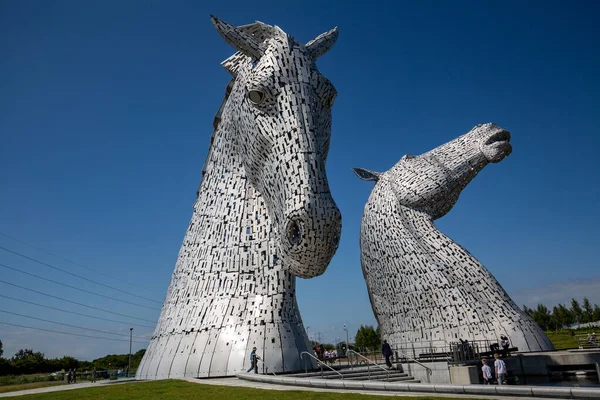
[481,353,508,385]
[586,332,598,347]
[65,367,97,383]
[65,368,77,384]
[489,335,511,356]
[313,344,339,364]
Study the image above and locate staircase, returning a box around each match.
[290,366,420,382]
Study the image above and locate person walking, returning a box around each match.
[494,353,507,385]
[91,367,96,383]
[381,339,393,369]
[481,359,493,384]
[66,369,72,384]
[246,347,260,373]
[72,368,77,383]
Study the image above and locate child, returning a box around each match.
[494,353,507,385]
[481,359,493,384]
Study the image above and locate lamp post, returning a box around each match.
[343,324,350,367]
[128,328,133,378]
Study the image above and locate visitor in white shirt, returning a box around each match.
[494,353,507,385]
[481,359,493,384]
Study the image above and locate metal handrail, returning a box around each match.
[260,359,277,376]
[300,352,343,380]
[395,349,433,383]
[347,350,390,380]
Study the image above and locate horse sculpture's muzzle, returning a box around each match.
[281,198,342,279]
[480,125,512,163]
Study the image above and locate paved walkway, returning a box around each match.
[0,376,580,400]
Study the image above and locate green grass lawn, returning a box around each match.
[544,328,598,349]
[546,331,579,349]
[0,381,65,394]
[13,380,483,400]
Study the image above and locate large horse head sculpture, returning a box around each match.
[137,18,343,379]
[212,16,342,278]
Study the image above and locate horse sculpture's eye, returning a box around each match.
[248,90,265,105]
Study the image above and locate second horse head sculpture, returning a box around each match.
[354,123,553,352]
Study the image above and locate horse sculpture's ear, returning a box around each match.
[211,15,263,60]
[353,168,381,182]
[305,27,339,61]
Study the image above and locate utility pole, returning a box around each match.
[314,332,323,343]
[128,328,133,378]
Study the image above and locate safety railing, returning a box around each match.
[346,350,390,380]
[300,352,344,380]
[395,349,433,383]
[260,359,277,376]
[576,334,599,349]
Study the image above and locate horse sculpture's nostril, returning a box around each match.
[286,220,303,247]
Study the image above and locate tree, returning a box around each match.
[0,339,3,358]
[582,298,593,323]
[570,298,584,324]
[552,304,574,329]
[11,349,46,374]
[12,349,35,361]
[531,304,552,331]
[354,325,380,352]
[57,356,79,370]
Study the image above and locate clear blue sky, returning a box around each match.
[1,0,598,360]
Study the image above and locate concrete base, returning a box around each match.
[237,372,600,399]
[450,365,479,384]
[396,361,450,384]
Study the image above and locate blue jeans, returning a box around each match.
[247,361,257,373]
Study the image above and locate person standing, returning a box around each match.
[481,359,493,384]
[246,347,260,373]
[381,339,393,369]
[91,367,96,383]
[494,353,507,385]
[72,368,77,383]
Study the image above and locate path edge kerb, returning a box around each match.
[236,373,600,399]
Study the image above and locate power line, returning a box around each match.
[0,245,162,305]
[0,309,151,340]
[0,279,157,324]
[0,230,158,295]
[0,262,160,311]
[0,321,148,344]
[0,293,154,328]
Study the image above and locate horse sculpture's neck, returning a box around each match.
[138,75,309,380]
